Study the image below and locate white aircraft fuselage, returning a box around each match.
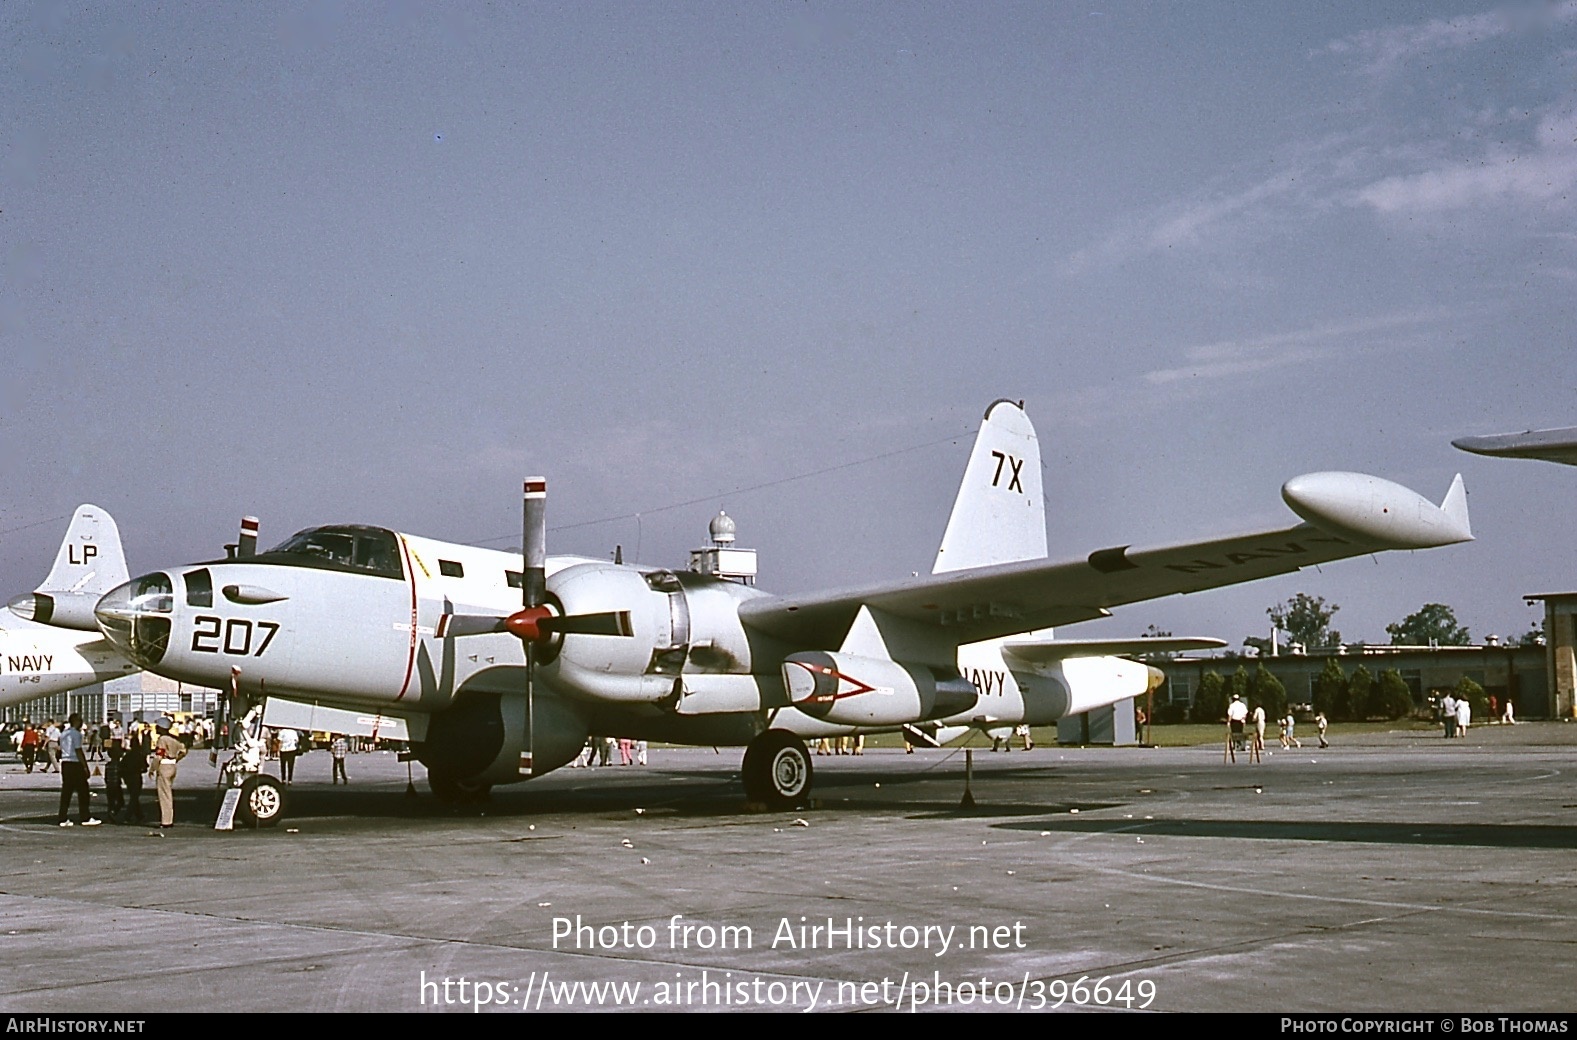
[90,400,1472,805]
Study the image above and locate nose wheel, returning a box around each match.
[741,730,813,809]
[236,775,286,827]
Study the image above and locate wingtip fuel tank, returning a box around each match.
[1280,472,1472,549]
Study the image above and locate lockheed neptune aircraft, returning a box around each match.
[2,505,139,709]
[88,402,1472,821]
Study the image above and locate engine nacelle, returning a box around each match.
[782,651,976,727]
[414,678,590,787]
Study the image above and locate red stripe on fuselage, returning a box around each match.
[395,535,419,702]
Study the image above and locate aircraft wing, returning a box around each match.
[1453,427,1577,467]
[739,471,1472,649]
[999,637,1226,663]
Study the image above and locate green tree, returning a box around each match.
[1312,658,1348,719]
[1374,669,1414,720]
[1453,676,1489,721]
[1386,603,1470,646]
[1518,618,1547,647]
[1193,671,1226,723]
[1251,664,1287,719]
[1269,594,1341,650]
[1346,664,1374,722]
[1226,664,1250,708]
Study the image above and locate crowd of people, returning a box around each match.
[1225,694,1333,760]
[3,715,385,828]
[569,736,649,767]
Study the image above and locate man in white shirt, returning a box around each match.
[1226,695,1248,751]
[277,728,301,784]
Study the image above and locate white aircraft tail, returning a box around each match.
[8,505,130,630]
[1439,474,1471,540]
[933,399,1047,574]
[37,504,129,596]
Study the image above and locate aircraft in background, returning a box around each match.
[1454,426,1577,468]
[2,505,139,710]
[90,401,1473,822]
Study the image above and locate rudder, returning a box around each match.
[933,400,1046,573]
[37,504,129,596]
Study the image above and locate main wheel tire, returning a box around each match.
[236,775,286,827]
[428,769,493,805]
[742,730,813,808]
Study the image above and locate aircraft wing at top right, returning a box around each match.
[739,469,1473,651]
[1454,426,1577,467]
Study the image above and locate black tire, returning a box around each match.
[742,730,813,808]
[237,775,286,828]
[428,769,492,805]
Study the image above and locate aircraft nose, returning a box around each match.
[95,573,175,668]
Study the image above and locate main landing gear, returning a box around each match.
[741,730,813,809]
[428,768,493,805]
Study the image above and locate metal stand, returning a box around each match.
[960,748,976,808]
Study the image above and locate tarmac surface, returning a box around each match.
[1,723,1575,1014]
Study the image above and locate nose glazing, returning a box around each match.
[95,573,174,667]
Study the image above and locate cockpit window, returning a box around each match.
[258,526,403,579]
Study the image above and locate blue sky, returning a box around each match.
[3,2,1574,648]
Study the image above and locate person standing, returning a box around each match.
[104,743,125,821]
[19,722,40,773]
[43,719,61,773]
[1226,695,1248,752]
[635,739,648,766]
[1456,696,1471,738]
[1315,712,1330,749]
[330,734,349,784]
[277,727,300,784]
[1251,702,1267,755]
[1441,692,1458,739]
[56,713,100,827]
[120,723,148,825]
[151,718,186,828]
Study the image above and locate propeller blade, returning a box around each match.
[436,614,509,639]
[238,516,259,559]
[521,641,535,777]
[520,476,547,778]
[522,477,547,609]
[538,611,634,638]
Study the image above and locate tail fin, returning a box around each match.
[37,504,129,596]
[1439,474,1472,541]
[7,505,130,630]
[932,399,1046,574]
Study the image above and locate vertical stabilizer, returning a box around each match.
[37,504,129,596]
[1439,474,1471,540]
[933,400,1047,574]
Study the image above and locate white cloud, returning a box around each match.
[1323,1,1577,76]
[1356,105,1577,213]
[1142,311,1446,387]
[1063,171,1305,272]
